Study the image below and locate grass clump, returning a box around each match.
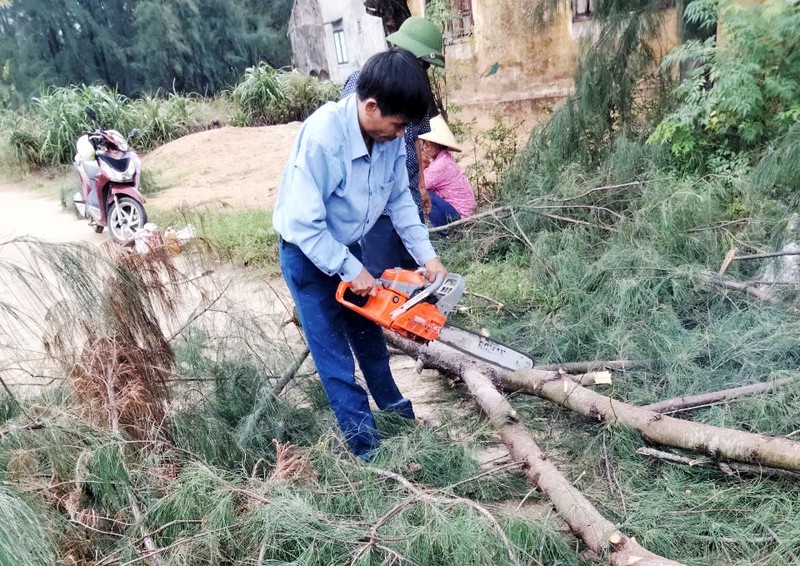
[230,63,340,126]
[0,85,217,169]
[150,206,279,271]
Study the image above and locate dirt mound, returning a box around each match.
[142,123,302,210]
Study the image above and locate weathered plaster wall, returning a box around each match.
[289,0,388,83]
[288,0,328,78]
[409,0,678,124]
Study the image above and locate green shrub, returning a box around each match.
[231,63,340,126]
[649,0,800,175]
[2,85,200,167]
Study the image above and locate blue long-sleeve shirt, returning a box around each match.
[342,70,429,220]
[272,94,437,282]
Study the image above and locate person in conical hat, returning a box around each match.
[418,115,476,227]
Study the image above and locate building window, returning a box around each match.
[573,0,673,21]
[333,27,348,64]
[425,0,473,42]
[572,0,593,21]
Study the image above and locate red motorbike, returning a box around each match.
[72,108,147,243]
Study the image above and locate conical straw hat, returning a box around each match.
[418,115,461,152]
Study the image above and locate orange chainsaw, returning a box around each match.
[336,268,533,371]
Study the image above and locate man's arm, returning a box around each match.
[274,137,364,282]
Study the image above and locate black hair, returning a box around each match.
[356,48,432,124]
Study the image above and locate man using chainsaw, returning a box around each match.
[340,16,445,277]
[273,49,447,461]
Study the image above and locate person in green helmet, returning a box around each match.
[340,16,445,278]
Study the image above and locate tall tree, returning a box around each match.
[0,0,292,102]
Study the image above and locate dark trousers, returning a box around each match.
[360,215,418,277]
[428,192,461,227]
[279,239,414,459]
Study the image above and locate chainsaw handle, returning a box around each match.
[389,270,444,320]
[335,280,372,308]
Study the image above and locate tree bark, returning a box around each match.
[386,333,800,472]
[386,334,681,563]
[642,377,798,414]
[363,0,411,35]
[460,368,681,565]
[534,359,643,372]
[506,369,800,472]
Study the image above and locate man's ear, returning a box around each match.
[363,98,379,115]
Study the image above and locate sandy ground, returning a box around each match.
[0,184,101,248]
[143,124,302,210]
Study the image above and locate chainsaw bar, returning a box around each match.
[436,325,534,371]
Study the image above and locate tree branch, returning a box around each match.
[642,377,798,414]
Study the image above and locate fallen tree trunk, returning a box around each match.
[461,368,681,565]
[386,333,800,472]
[386,334,680,564]
[506,369,800,472]
[642,377,798,413]
[533,359,644,373]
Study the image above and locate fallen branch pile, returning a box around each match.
[387,334,681,565]
[388,332,800,563]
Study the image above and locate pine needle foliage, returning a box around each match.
[428,0,800,561]
[170,330,331,470]
[141,453,544,566]
[1,239,572,565]
[505,0,671,195]
[752,123,800,201]
[0,486,58,566]
[582,425,800,565]
[649,0,800,175]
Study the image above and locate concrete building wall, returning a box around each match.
[288,0,328,79]
[289,0,387,83]
[319,1,388,83]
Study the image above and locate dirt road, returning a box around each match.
[0,185,100,249]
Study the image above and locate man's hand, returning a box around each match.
[350,267,378,296]
[420,186,432,216]
[423,257,447,283]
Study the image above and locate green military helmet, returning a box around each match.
[386,16,445,68]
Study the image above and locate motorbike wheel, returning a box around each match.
[108,197,147,244]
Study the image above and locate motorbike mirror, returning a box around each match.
[84,106,98,122]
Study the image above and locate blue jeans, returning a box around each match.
[360,215,418,277]
[279,239,415,459]
[428,192,461,227]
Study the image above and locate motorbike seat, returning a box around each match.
[82,160,100,180]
